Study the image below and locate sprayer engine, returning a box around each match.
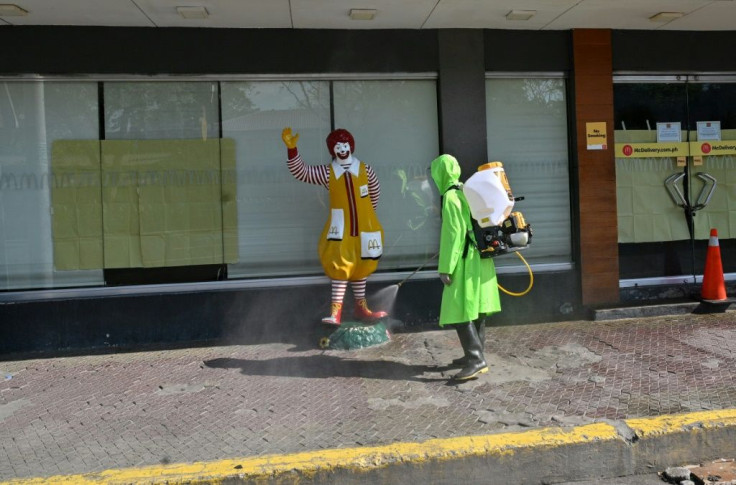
[472,211,532,258]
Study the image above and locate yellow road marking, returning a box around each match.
[626,408,736,437]
[4,409,736,485]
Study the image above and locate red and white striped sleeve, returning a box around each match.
[365,164,380,209]
[287,148,329,188]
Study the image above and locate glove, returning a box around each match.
[439,273,452,286]
[282,127,299,149]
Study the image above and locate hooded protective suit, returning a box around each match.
[430,154,501,326]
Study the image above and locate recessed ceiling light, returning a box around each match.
[506,10,536,21]
[349,9,376,21]
[177,6,209,19]
[649,11,684,22]
[0,4,28,16]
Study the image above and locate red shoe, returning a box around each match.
[354,298,387,322]
[321,302,343,326]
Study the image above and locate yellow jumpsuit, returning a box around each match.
[318,162,384,281]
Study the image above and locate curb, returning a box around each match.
[592,301,735,321]
[4,409,736,485]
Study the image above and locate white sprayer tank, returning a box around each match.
[463,161,514,227]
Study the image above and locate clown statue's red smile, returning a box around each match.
[333,142,351,161]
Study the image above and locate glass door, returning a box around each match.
[614,75,736,285]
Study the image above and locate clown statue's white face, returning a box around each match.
[333,142,352,161]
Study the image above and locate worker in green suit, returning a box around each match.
[430,154,502,381]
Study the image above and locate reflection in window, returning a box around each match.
[222,81,332,277]
[614,84,687,131]
[101,82,229,273]
[0,82,102,290]
[333,80,440,271]
[104,82,219,140]
[1,78,442,288]
[486,77,572,265]
[224,79,440,278]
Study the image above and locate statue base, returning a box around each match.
[318,321,391,350]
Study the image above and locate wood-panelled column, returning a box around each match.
[572,29,619,305]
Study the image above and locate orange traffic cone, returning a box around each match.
[701,228,727,301]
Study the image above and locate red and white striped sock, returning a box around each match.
[331,280,348,304]
[350,279,367,301]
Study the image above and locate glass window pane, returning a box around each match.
[102,82,226,271]
[333,80,441,272]
[485,78,572,265]
[0,81,102,290]
[104,82,219,140]
[222,81,332,277]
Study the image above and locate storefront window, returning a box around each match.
[333,80,440,271]
[104,82,219,141]
[485,77,572,266]
[2,77,440,290]
[223,79,439,278]
[222,81,332,277]
[614,79,736,280]
[101,82,229,273]
[0,82,102,290]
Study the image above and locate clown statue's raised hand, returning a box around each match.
[282,127,387,325]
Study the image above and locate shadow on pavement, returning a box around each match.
[203,355,447,382]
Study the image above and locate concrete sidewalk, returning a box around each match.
[1,311,735,484]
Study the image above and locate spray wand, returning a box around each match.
[395,249,533,297]
[396,251,440,288]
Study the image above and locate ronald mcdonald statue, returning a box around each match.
[282,127,388,325]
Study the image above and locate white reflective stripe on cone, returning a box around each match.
[710,236,719,246]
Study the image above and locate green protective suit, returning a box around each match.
[430,154,502,326]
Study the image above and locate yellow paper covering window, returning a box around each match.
[51,139,238,270]
[51,140,104,270]
[615,129,736,243]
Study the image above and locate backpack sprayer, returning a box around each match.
[463,162,534,296]
[396,161,534,296]
[463,162,532,259]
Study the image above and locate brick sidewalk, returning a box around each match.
[1,312,736,481]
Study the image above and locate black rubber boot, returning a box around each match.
[451,319,487,366]
[477,317,486,343]
[453,322,488,381]
[451,325,470,366]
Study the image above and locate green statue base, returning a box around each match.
[319,321,391,350]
